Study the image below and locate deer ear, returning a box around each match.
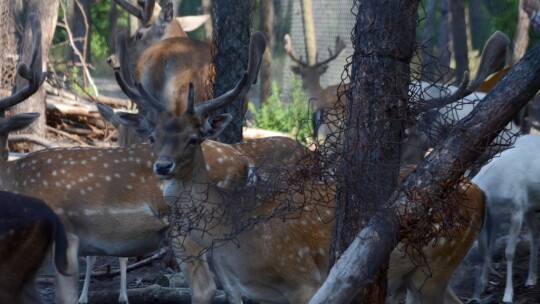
[160,2,174,24]
[291,66,303,76]
[318,65,329,75]
[97,103,120,128]
[116,112,155,138]
[0,113,39,135]
[202,114,232,140]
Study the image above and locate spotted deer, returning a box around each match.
[123,31,485,303]
[285,31,511,166]
[113,0,209,67]
[0,21,259,304]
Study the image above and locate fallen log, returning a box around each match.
[87,285,229,304]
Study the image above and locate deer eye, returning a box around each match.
[148,134,155,144]
[135,32,143,40]
[188,136,198,146]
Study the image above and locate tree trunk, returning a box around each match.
[108,0,119,53]
[0,0,19,99]
[211,0,251,144]
[259,0,274,105]
[469,0,484,50]
[202,0,212,40]
[329,1,418,302]
[513,0,530,64]
[438,0,452,81]
[449,0,469,83]
[310,43,540,304]
[10,0,59,152]
[420,0,437,81]
[300,0,316,65]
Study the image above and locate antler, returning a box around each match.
[412,30,510,114]
[112,31,166,113]
[113,0,155,26]
[0,14,46,116]
[284,34,346,68]
[315,36,346,68]
[194,31,266,116]
[284,34,307,67]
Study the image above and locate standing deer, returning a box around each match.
[123,32,486,303]
[471,134,540,303]
[0,20,265,304]
[285,31,511,167]
[0,191,70,304]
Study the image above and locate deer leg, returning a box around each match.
[171,234,216,304]
[524,211,540,287]
[118,257,129,304]
[503,210,524,303]
[77,256,96,304]
[55,233,80,304]
[474,205,494,301]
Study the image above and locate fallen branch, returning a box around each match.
[8,134,59,148]
[88,285,229,304]
[91,249,168,279]
[309,43,540,304]
[47,126,90,147]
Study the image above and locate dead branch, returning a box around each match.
[8,134,59,148]
[309,42,540,304]
[47,126,90,146]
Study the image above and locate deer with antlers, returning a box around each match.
[285,31,511,167]
[119,31,486,304]
[0,18,272,304]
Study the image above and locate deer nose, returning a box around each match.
[154,161,174,176]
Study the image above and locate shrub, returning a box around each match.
[249,75,312,143]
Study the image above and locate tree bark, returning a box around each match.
[469,0,484,50]
[449,0,469,83]
[513,0,530,64]
[259,0,274,105]
[211,0,251,144]
[10,0,59,151]
[310,43,540,304]
[329,1,418,302]
[300,0,316,65]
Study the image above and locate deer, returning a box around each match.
[0,18,266,304]
[470,134,540,303]
[119,30,486,303]
[0,191,70,304]
[285,31,512,168]
[112,0,209,67]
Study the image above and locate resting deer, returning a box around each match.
[285,31,511,167]
[471,134,540,303]
[122,31,485,303]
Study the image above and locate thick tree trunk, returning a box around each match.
[513,0,530,64]
[329,1,418,302]
[300,0,316,65]
[310,44,540,304]
[259,0,274,105]
[10,0,59,151]
[469,0,484,50]
[211,0,251,144]
[449,0,469,83]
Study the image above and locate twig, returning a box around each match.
[47,126,90,147]
[59,1,99,97]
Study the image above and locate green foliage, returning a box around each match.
[249,76,312,143]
